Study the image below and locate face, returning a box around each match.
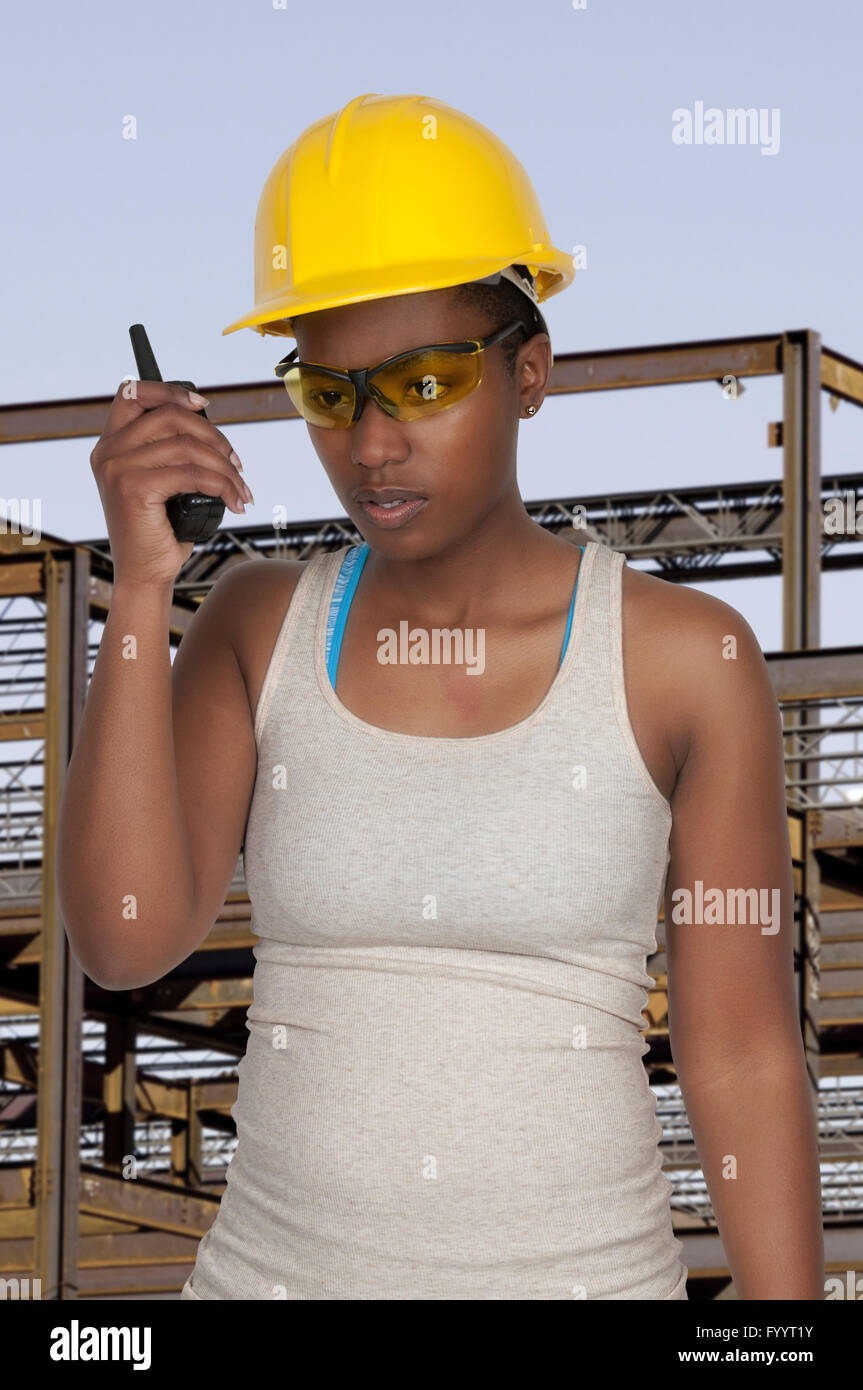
[291,287,549,560]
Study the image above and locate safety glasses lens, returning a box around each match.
[282,367,356,428]
[370,349,482,420]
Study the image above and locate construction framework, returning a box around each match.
[1,328,861,1299]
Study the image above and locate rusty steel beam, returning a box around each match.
[76,1164,219,1238]
[0,712,45,741]
[88,1007,249,1057]
[780,331,824,1091]
[0,381,299,443]
[2,335,861,450]
[0,554,43,592]
[546,332,783,395]
[0,1229,206,1275]
[125,975,254,1014]
[102,1014,137,1173]
[782,330,822,652]
[171,1079,206,1188]
[821,346,863,408]
[0,1164,220,1240]
[34,552,88,1299]
[766,646,863,701]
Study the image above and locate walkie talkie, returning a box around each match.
[128,324,226,543]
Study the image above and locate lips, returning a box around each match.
[353,487,427,503]
[358,496,428,529]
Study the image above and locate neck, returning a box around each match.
[361,490,574,626]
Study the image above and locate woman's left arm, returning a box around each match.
[664,597,824,1300]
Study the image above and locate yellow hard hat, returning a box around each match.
[222,92,575,339]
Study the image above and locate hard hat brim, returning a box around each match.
[222,251,574,337]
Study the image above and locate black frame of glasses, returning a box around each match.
[274,318,525,424]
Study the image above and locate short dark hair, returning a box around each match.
[453,265,547,378]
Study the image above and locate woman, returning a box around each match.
[59,93,823,1300]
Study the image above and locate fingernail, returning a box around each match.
[188,390,209,407]
[230,450,244,472]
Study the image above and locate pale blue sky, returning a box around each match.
[3,0,862,650]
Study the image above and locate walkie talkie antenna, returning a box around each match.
[129,324,163,382]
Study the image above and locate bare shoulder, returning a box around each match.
[619,557,777,778]
[202,556,308,723]
[621,559,762,657]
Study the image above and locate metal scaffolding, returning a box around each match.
[1,329,862,1298]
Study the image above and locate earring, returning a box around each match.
[525,404,537,416]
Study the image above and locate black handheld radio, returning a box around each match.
[128,324,226,544]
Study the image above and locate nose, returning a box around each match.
[349,391,408,468]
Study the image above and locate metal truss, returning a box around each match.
[69,471,863,596]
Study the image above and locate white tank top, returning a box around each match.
[181,539,688,1300]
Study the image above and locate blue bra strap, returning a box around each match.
[558,544,585,668]
[327,540,585,687]
[326,543,370,688]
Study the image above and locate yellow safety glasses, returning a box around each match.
[274,319,523,428]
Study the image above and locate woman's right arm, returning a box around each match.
[57,378,255,990]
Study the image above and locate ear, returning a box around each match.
[516,332,551,414]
